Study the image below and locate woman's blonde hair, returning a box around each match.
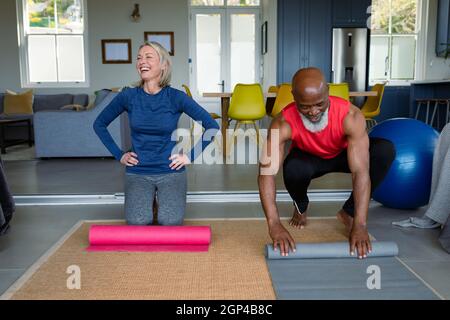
[137,41,172,88]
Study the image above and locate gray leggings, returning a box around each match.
[124,171,187,226]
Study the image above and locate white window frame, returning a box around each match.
[16,0,90,88]
[188,0,262,102]
[369,0,424,86]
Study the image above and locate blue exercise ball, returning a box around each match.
[369,118,439,209]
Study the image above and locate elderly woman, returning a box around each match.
[94,41,219,226]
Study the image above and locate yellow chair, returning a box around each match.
[268,85,279,94]
[182,84,221,150]
[227,83,266,155]
[182,84,193,97]
[271,83,294,117]
[265,85,281,116]
[182,84,221,120]
[328,83,350,101]
[360,83,385,129]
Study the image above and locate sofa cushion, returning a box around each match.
[0,92,89,115]
[3,89,34,115]
[72,94,89,106]
[33,94,73,112]
[33,91,125,158]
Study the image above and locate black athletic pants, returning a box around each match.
[282,138,395,217]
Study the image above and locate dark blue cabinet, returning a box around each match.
[436,0,450,57]
[332,0,371,27]
[277,0,332,83]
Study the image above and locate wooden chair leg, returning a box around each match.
[253,120,262,148]
[190,120,195,148]
[227,121,241,158]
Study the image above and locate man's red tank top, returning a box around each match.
[281,96,350,159]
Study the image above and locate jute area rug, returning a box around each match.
[3,218,348,300]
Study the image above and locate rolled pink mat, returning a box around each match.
[86,225,211,252]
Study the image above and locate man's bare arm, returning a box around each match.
[258,115,296,255]
[344,105,372,257]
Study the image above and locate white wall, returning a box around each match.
[0,0,190,95]
[262,0,277,92]
[423,0,450,80]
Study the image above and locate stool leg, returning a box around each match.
[437,101,440,129]
[425,101,430,124]
[445,100,450,124]
[430,101,439,128]
[415,102,422,120]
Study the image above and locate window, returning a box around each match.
[189,0,261,97]
[17,0,88,87]
[369,0,418,83]
[191,0,260,6]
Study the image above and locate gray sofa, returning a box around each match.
[33,91,130,158]
[0,93,89,141]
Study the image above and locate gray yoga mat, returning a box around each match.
[265,241,440,300]
[266,241,399,259]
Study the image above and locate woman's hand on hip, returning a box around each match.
[169,154,191,170]
[120,152,139,166]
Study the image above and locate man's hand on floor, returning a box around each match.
[269,222,296,257]
[349,224,372,259]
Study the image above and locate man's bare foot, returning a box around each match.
[337,209,353,235]
[289,208,307,229]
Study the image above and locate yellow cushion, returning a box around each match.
[3,89,34,115]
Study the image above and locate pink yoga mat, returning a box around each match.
[86,225,211,252]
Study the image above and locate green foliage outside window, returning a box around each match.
[371,0,416,34]
[27,0,82,31]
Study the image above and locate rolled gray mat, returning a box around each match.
[265,241,399,259]
[266,241,439,299]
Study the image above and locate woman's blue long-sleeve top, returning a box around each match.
[93,86,220,175]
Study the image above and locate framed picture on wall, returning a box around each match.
[261,21,268,55]
[101,39,132,64]
[144,32,175,56]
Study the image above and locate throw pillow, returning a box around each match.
[3,89,34,115]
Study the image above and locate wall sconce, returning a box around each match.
[131,3,141,22]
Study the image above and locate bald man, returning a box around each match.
[258,67,395,259]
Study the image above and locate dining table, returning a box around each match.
[202,91,378,160]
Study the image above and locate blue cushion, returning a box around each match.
[72,94,89,106]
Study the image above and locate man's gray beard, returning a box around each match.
[300,108,329,133]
